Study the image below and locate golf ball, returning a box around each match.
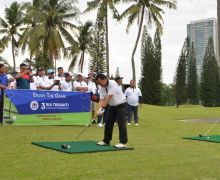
[207,137,210,139]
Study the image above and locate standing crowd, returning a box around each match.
[0,62,142,148]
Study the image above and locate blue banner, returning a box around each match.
[5,90,91,115]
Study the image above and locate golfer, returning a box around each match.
[96,74,128,148]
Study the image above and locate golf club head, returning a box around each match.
[4,116,16,125]
[4,120,14,125]
[61,144,71,149]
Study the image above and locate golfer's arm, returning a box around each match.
[99,95,112,108]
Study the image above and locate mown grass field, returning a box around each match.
[1,104,220,179]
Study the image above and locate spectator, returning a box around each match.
[124,80,142,126]
[30,69,38,90]
[0,64,9,89]
[15,63,33,89]
[44,69,61,91]
[55,67,65,82]
[60,72,73,91]
[73,73,88,92]
[84,73,97,120]
[35,68,46,90]
[115,76,124,92]
[5,66,15,89]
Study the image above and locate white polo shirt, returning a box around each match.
[44,77,60,91]
[87,80,96,94]
[30,75,37,90]
[7,74,16,89]
[55,75,65,83]
[99,80,126,106]
[73,81,88,91]
[61,80,73,91]
[35,76,46,89]
[124,87,142,106]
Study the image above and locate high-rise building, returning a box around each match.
[187,18,219,78]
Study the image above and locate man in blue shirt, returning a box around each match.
[0,64,9,89]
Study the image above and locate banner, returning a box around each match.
[5,90,91,115]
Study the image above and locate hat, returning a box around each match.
[115,76,123,81]
[77,72,84,77]
[47,69,55,74]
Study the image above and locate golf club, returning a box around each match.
[74,116,98,141]
[199,118,220,137]
[60,117,98,149]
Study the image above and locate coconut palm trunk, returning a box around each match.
[131,5,145,82]
[80,50,85,73]
[12,36,16,71]
[105,6,110,76]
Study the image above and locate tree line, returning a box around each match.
[0,0,176,81]
[175,37,220,107]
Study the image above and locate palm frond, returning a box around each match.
[84,0,101,13]
[0,35,11,50]
[0,18,8,28]
[59,26,77,45]
[62,21,78,30]
[108,2,119,19]
[126,8,140,32]
[119,3,140,21]
[0,56,10,66]
[68,53,78,72]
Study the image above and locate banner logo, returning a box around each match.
[30,101,39,111]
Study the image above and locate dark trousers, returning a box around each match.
[127,105,138,123]
[103,102,128,144]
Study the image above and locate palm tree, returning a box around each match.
[85,0,120,76]
[65,21,93,73]
[20,0,79,69]
[119,0,176,81]
[0,2,27,71]
[0,56,11,67]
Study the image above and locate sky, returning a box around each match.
[0,0,217,84]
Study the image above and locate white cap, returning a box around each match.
[77,72,84,77]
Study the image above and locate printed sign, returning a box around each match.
[5,90,91,115]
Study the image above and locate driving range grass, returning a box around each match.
[1,104,220,179]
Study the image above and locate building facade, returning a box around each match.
[187,18,219,79]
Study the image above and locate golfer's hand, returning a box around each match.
[97,108,105,116]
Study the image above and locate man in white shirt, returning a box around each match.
[84,73,97,120]
[96,74,128,148]
[115,76,124,92]
[60,72,73,91]
[44,69,61,91]
[35,68,46,90]
[124,80,142,126]
[73,73,88,92]
[55,67,65,82]
[5,66,15,89]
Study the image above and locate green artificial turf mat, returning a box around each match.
[183,135,220,143]
[32,140,134,154]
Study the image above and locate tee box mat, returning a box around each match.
[32,140,134,154]
[183,135,220,143]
